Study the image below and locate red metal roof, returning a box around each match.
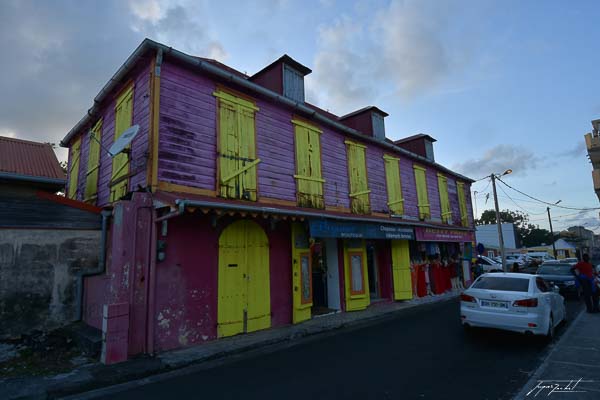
[0,136,65,180]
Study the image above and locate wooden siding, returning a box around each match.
[399,158,418,218]
[158,61,217,191]
[425,168,442,221]
[151,58,475,228]
[321,126,350,209]
[365,145,387,214]
[69,62,151,206]
[256,99,296,202]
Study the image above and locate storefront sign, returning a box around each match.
[415,227,474,242]
[309,220,414,240]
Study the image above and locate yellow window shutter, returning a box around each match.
[214,89,260,201]
[110,85,134,202]
[437,173,452,223]
[293,119,324,209]
[383,155,403,215]
[345,140,370,214]
[413,165,430,219]
[84,119,102,203]
[68,137,81,199]
[457,182,469,227]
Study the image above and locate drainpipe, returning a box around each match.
[75,208,112,321]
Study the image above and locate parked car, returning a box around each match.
[536,263,578,297]
[507,254,526,266]
[562,258,578,265]
[461,273,566,338]
[476,255,504,272]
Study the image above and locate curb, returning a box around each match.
[52,295,458,399]
[512,307,586,400]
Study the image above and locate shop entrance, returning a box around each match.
[217,220,271,338]
[311,239,340,315]
[366,244,380,299]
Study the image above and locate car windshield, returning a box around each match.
[537,265,572,275]
[472,276,530,292]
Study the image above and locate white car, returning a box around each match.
[476,255,504,272]
[461,273,566,338]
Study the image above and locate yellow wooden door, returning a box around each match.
[245,221,271,332]
[291,223,312,324]
[218,220,270,338]
[391,240,413,300]
[344,240,370,311]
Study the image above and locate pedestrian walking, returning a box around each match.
[571,254,599,313]
[511,262,520,273]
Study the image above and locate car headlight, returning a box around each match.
[564,280,575,286]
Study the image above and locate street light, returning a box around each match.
[490,169,512,272]
[547,200,562,258]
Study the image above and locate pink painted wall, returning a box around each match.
[153,214,291,352]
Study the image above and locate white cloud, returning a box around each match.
[308,0,475,114]
[130,2,229,62]
[452,144,539,178]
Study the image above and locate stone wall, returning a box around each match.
[0,229,100,338]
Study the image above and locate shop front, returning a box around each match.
[290,219,416,321]
[409,227,475,298]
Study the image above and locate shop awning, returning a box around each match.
[153,191,474,235]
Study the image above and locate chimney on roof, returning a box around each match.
[250,54,311,103]
[394,134,437,162]
[339,107,389,141]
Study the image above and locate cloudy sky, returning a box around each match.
[2,0,600,232]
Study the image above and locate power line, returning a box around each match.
[496,177,600,211]
[496,183,548,215]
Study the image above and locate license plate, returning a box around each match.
[481,300,508,309]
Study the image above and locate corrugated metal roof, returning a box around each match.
[0,136,65,180]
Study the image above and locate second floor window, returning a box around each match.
[437,173,452,224]
[214,89,261,201]
[292,119,324,209]
[345,140,371,214]
[413,165,430,219]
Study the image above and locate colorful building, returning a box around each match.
[61,39,476,360]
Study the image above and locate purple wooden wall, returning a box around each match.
[67,61,152,206]
[255,99,296,201]
[426,168,442,221]
[152,58,474,227]
[321,126,350,209]
[158,62,217,190]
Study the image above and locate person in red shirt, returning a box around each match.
[572,254,599,313]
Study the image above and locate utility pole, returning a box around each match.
[490,174,507,272]
[547,207,557,258]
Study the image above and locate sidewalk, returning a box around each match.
[514,311,600,399]
[0,292,458,400]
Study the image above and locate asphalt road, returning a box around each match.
[95,299,583,400]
